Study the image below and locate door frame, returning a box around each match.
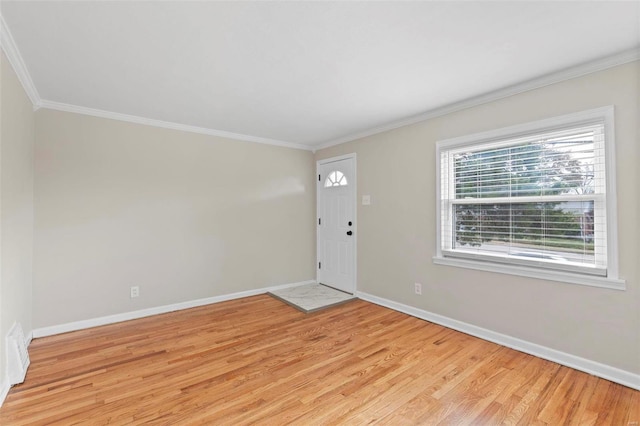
[316,153,357,293]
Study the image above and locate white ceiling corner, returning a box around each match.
[314,47,640,151]
[0,13,41,108]
[37,99,312,151]
[1,1,639,150]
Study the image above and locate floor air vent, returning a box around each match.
[6,322,30,385]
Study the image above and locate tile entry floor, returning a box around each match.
[268,283,356,313]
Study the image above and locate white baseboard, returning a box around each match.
[32,280,315,339]
[0,378,9,408]
[356,291,640,391]
[20,282,639,403]
[4,281,314,408]
[1,324,34,408]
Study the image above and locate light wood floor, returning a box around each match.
[1,296,638,425]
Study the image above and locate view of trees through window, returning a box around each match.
[452,130,599,265]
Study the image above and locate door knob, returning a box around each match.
[346,231,353,236]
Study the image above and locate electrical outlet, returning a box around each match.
[414,283,422,295]
[130,286,140,298]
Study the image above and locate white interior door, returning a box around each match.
[317,156,356,293]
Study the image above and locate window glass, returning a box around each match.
[324,171,348,187]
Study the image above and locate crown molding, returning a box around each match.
[314,47,640,150]
[1,9,636,153]
[0,14,41,108]
[39,100,313,151]
[1,13,310,151]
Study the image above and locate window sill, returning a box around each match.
[432,256,625,291]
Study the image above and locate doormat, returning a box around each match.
[268,283,356,313]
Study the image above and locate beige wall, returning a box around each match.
[33,109,315,328]
[0,52,35,382]
[316,62,640,374]
[3,43,637,386]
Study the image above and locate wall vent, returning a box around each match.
[6,322,30,385]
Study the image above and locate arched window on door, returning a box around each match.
[324,171,348,188]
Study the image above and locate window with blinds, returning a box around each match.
[436,107,618,281]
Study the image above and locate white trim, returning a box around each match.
[356,291,640,391]
[436,106,614,149]
[434,106,622,288]
[432,256,625,290]
[32,280,314,338]
[38,100,312,151]
[0,329,33,407]
[2,5,636,154]
[602,107,619,279]
[0,15,42,107]
[316,153,358,294]
[451,193,604,205]
[0,378,9,408]
[0,13,310,151]
[317,153,358,165]
[315,49,639,150]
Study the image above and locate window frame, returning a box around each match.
[434,106,625,290]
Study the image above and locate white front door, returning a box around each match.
[317,155,356,293]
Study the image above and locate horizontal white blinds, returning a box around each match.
[440,122,607,275]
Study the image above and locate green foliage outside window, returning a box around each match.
[453,142,594,252]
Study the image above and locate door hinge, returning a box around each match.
[318,262,321,269]
[318,174,321,182]
[318,218,321,225]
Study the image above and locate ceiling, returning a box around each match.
[2,1,639,149]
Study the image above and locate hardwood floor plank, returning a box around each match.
[1,295,637,424]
